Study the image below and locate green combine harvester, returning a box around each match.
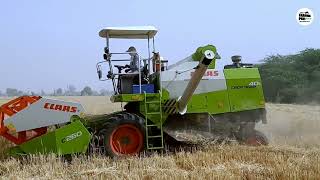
[0,26,268,157]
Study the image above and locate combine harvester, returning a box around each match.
[0,26,268,157]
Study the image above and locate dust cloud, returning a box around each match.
[257,103,320,147]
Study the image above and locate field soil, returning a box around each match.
[0,96,319,179]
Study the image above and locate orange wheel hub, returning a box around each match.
[109,124,143,155]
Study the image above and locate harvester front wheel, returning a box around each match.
[99,113,145,157]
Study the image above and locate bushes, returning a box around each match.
[258,48,320,104]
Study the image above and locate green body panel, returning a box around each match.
[224,68,265,112]
[161,68,265,115]
[111,94,145,102]
[10,120,91,156]
[186,90,230,114]
[163,68,265,115]
[110,92,171,103]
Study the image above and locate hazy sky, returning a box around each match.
[0,0,319,92]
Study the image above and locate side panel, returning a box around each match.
[111,94,145,102]
[187,90,230,114]
[224,68,265,112]
[18,120,91,155]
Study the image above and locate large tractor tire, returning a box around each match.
[98,112,145,157]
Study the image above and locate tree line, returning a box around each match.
[257,48,320,104]
[0,85,113,97]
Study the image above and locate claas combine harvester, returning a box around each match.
[0,26,268,157]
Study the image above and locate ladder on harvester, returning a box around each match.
[144,91,164,150]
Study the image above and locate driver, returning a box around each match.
[126,46,139,72]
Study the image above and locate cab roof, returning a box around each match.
[99,26,158,39]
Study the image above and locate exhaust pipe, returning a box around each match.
[177,45,218,114]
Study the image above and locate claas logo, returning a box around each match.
[44,103,77,113]
[191,70,219,77]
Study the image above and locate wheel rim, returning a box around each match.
[245,135,268,146]
[109,124,143,155]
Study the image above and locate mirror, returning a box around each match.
[103,53,108,60]
[96,62,110,81]
[104,47,109,54]
[98,70,102,79]
[97,65,102,79]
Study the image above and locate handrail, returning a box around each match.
[109,59,131,62]
[99,51,148,94]
[109,52,137,55]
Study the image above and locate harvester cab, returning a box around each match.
[97,26,160,95]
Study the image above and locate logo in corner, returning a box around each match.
[296,8,314,26]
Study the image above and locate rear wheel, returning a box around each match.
[236,122,268,146]
[99,112,145,157]
[244,130,269,146]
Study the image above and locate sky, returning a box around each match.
[0,0,319,93]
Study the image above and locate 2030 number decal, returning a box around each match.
[61,131,83,143]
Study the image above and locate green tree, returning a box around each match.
[258,48,320,103]
[81,86,93,96]
[56,88,63,96]
[6,88,19,97]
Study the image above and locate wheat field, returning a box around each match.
[0,96,320,179]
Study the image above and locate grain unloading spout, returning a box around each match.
[177,45,219,114]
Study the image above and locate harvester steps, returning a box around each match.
[148,135,162,138]
[147,146,164,150]
[144,91,164,150]
[146,124,158,127]
[145,101,159,104]
[146,112,160,115]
